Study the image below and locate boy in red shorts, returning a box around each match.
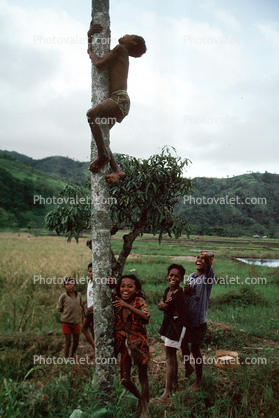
[57,277,83,359]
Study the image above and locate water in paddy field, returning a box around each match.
[236,258,279,268]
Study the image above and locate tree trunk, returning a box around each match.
[90,0,115,398]
[112,228,141,279]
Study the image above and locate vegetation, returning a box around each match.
[45,148,192,277]
[0,232,278,417]
[0,150,90,185]
[0,154,67,230]
[176,172,279,238]
[1,150,279,238]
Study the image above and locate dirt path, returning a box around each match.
[119,253,196,261]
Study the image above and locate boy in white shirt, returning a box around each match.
[81,263,95,357]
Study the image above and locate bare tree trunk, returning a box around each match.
[90,0,115,398]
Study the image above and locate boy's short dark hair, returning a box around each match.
[167,264,185,279]
[64,277,76,285]
[88,262,92,269]
[129,35,147,57]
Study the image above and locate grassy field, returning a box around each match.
[0,232,279,417]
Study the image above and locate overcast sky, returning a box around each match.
[1,0,278,178]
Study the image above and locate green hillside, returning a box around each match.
[0,154,68,230]
[1,150,279,237]
[0,150,90,185]
[176,172,279,238]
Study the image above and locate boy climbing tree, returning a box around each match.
[87,22,147,184]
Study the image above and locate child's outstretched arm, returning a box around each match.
[112,296,149,323]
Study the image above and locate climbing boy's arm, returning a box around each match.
[87,44,123,68]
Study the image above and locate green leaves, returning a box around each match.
[44,184,90,242]
[110,147,192,238]
[45,147,193,246]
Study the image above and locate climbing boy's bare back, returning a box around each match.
[87,23,146,183]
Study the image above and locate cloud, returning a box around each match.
[1,0,278,179]
[0,0,91,156]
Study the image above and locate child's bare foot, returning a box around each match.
[140,402,150,418]
[151,395,172,404]
[89,155,110,172]
[189,381,200,392]
[140,409,150,418]
[105,171,125,184]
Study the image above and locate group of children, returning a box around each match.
[56,22,215,416]
[57,252,214,417]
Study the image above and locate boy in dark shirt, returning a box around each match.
[87,22,147,184]
[153,264,189,403]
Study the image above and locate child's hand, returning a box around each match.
[106,276,117,288]
[184,284,191,293]
[112,296,128,309]
[165,290,175,303]
[87,306,93,314]
[88,23,103,40]
[158,297,171,311]
[165,294,172,303]
[158,299,166,310]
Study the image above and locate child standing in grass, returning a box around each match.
[57,277,83,359]
[81,262,95,358]
[181,252,214,391]
[113,274,150,418]
[153,264,189,404]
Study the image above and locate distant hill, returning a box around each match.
[0,150,90,185]
[1,150,279,237]
[175,172,279,238]
[0,153,68,230]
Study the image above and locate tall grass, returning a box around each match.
[1,232,279,417]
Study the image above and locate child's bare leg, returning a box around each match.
[121,355,142,400]
[87,107,110,172]
[87,99,121,172]
[138,364,150,418]
[158,347,177,400]
[181,337,195,378]
[173,354,178,390]
[64,334,71,358]
[106,152,126,184]
[82,318,95,355]
[190,343,203,391]
[71,334,80,358]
